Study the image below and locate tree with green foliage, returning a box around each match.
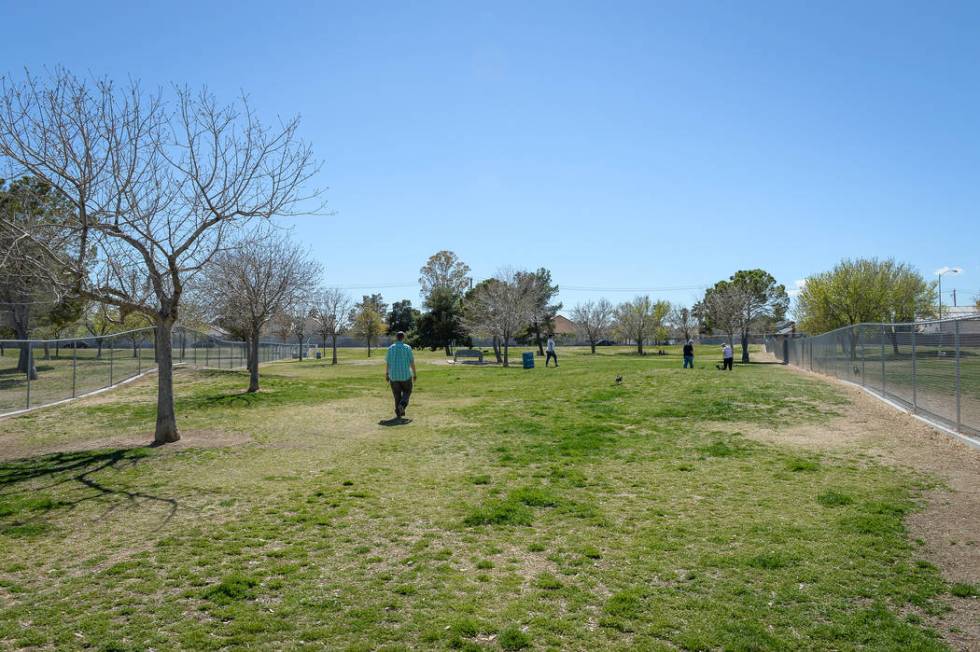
[517,268,561,356]
[730,269,788,363]
[796,258,935,358]
[387,299,421,335]
[411,287,468,354]
[352,294,387,357]
[0,176,80,378]
[697,270,787,362]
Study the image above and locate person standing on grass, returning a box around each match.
[545,335,558,367]
[721,343,734,371]
[683,340,695,368]
[385,331,417,418]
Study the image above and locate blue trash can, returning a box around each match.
[522,351,535,369]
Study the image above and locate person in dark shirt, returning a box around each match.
[682,340,695,368]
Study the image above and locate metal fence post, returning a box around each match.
[955,320,961,432]
[72,343,77,398]
[138,336,142,375]
[911,327,916,413]
[860,327,866,386]
[880,324,886,396]
[109,338,114,387]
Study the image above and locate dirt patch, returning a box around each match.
[0,429,252,462]
[743,368,980,649]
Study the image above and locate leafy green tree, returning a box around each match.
[517,268,561,355]
[352,294,387,357]
[0,176,78,378]
[410,287,468,354]
[387,299,421,335]
[730,269,788,363]
[796,258,935,357]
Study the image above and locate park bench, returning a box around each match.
[453,348,484,364]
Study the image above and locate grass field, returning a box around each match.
[0,345,971,650]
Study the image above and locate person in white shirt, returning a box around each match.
[545,336,558,367]
[721,343,734,371]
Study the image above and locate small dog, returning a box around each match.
[615,375,623,385]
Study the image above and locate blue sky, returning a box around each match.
[2,1,978,315]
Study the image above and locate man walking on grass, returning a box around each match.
[386,331,417,418]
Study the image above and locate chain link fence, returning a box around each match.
[0,327,299,417]
[765,316,980,438]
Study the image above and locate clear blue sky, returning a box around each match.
[2,1,978,314]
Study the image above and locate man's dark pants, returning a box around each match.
[390,379,413,415]
[722,357,733,371]
[546,351,558,367]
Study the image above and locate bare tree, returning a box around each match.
[0,70,320,443]
[201,228,319,391]
[312,288,352,365]
[669,306,699,343]
[614,295,668,355]
[696,283,747,346]
[281,294,315,360]
[570,298,613,353]
[465,269,536,367]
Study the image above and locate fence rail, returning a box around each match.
[0,327,299,417]
[765,316,980,438]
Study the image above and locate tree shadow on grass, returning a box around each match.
[0,447,178,532]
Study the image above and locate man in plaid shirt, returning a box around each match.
[385,331,417,418]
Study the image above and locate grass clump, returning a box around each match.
[201,573,259,604]
[498,626,530,650]
[462,499,532,527]
[817,489,854,507]
[950,582,978,598]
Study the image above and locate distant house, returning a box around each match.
[919,307,980,335]
[552,315,578,341]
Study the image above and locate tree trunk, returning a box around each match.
[534,323,544,356]
[17,344,38,380]
[503,341,510,367]
[848,330,859,361]
[297,336,304,360]
[96,339,103,360]
[889,330,899,355]
[741,332,750,363]
[331,334,338,365]
[43,342,50,360]
[637,338,644,355]
[132,339,138,358]
[444,344,451,357]
[492,336,502,364]
[367,336,372,357]
[590,340,596,354]
[154,321,180,444]
[247,335,260,393]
